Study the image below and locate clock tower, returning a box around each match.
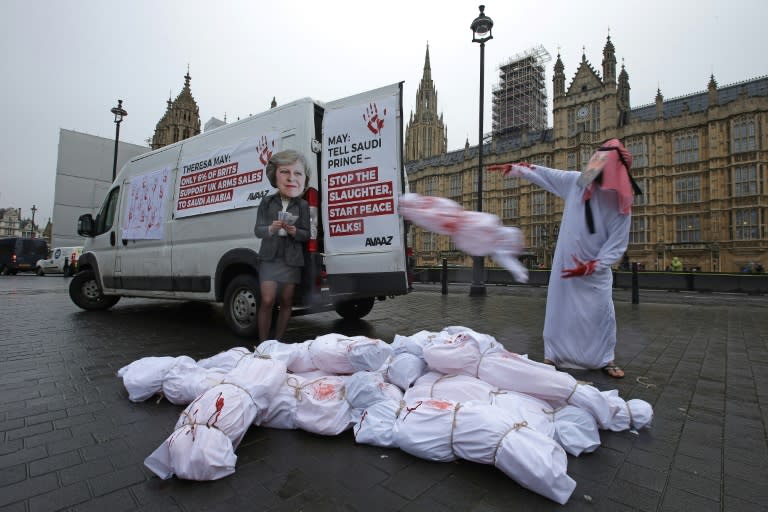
[552,35,630,169]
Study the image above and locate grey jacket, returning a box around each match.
[254,193,310,267]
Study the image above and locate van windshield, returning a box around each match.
[95,187,120,235]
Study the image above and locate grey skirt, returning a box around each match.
[259,259,301,284]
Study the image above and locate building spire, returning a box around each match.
[602,33,616,84]
[423,42,432,82]
[553,52,565,97]
[151,70,201,150]
[404,43,447,161]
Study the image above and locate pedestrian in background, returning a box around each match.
[489,138,642,378]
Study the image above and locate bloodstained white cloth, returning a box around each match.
[403,371,497,404]
[549,405,601,456]
[490,392,601,456]
[393,399,576,505]
[253,339,300,368]
[392,399,460,463]
[118,355,195,402]
[353,399,404,448]
[145,423,237,481]
[399,193,528,282]
[260,374,353,435]
[600,390,654,431]
[421,328,506,376]
[161,360,227,406]
[490,390,556,439]
[510,164,630,369]
[422,330,622,429]
[345,371,404,410]
[196,347,252,371]
[285,334,393,374]
[144,356,286,480]
[379,351,426,391]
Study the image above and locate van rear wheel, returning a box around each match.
[224,275,261,338]
[69,270,120,310]
[334,297,375,320]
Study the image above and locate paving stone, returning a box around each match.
[0,473,59,508]
[88,464,147,497]
[28,450,81,477]
[28,481,91,512]
[607,477,661,511]
[668,467,720,501]
[2,278,768,510]
[660,487,720,512]
[671,453,721,482]
[70,489,139,512]
[616,462,668,493]
[724,473,768,507]
[59,456,113,486]
[6,421,52,442]
[0,464,26,487]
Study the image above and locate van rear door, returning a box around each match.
[320,82,408,300]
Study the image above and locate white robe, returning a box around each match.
[519,165,630,369]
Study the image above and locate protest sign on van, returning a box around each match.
[321,95,400,253]
[122,166,171,240]
[175,133,278,219]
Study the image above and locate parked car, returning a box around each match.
[0,237,49,275]
[35,246,83,276]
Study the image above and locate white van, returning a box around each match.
[71,83,410,337]
[36,246,83,276]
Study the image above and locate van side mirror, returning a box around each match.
[77,214,95,237]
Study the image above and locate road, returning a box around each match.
[1,274,766,511]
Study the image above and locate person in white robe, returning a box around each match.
[488,138,641,378]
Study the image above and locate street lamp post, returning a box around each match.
[110,99,128,182]
[31,204,37,239]
[469,5,493,297]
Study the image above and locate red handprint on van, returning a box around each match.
[363,103,386,134]
[258,136,274,166]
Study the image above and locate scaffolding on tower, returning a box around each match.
[492,45,551,138]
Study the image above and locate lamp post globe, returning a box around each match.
[110,99,128,182]
[469,5,492,297]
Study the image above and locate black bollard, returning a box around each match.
[631,262,639,304]
[441,258,448,295]
[62,257,69,277]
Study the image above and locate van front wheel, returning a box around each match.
[224,275,260,338]
[69,270,120,310]
[334,297,375,320]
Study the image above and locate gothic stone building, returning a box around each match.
[405,45,448,162]
[405,36,767,273]
[151,71,201,150]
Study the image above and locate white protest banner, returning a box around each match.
[175,133,279,218]
[322,94,400,252]
[122,166,171,240]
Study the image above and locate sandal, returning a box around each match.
[602,364,625,379]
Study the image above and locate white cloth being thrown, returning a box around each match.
[399,193,528,283]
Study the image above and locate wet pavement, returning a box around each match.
[0,275,766,511]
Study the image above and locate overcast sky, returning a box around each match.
[1,0,765,224]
